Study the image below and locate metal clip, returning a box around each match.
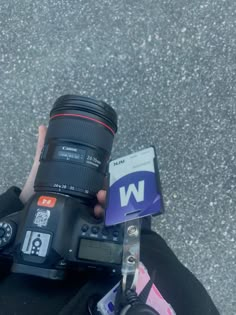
[121,219,140,293]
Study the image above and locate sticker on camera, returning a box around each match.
[37,196,57,208]
[105,147,164,226]
[33,209,51,228]
[22,231,51,257]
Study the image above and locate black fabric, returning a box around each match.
[140,231,220,315]
[0,187,220,315]
[0,186,24,218]
[58,277,118,315]
[0,272,88,315]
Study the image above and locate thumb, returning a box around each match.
[35,125,47,163]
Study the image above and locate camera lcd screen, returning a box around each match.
[78,239,122,264]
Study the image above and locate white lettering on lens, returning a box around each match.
[62,146,77,152]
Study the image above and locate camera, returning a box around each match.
[0,95,123,280]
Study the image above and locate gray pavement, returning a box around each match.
[0,0,236,314]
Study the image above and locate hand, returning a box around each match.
[19,125,47,204]
[94,190,106,217]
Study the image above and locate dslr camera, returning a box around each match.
[0,95,123,280]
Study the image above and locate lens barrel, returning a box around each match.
[34,95,117,200]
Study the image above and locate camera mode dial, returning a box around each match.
[0,221,16,249]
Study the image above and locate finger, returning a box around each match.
[94,204,104,217]
[35,125,47,161]
[97,190,107,206]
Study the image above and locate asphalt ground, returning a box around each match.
[0,1,235,313]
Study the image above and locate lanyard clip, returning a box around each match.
[121,219,140,296]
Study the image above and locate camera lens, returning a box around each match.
[34,95,117,200]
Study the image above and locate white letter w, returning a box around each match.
[119,180,145,207]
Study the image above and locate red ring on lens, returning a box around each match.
[50,113,115,135]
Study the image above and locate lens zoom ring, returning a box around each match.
[45,117,113,152]
[35,162,104,194]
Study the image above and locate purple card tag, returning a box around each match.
[105,147,164,226]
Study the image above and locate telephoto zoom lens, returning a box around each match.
[34,95,117,201]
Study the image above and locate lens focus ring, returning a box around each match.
[45,117,114,152]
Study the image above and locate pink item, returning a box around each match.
[136,263,176,315]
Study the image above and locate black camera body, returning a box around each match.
[0,192,123,279]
